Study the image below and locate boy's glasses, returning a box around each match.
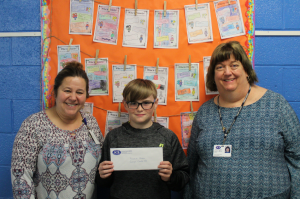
[126,100,155,110]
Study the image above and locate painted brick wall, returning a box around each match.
[0,0,300,198]
[255,0,300,121]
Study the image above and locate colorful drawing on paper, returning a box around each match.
[185,3,213,44]
[69,0,94,35]
[181,112,197,149]
[152,117,169,128]
[57,45,81,73]
[175,63,199,101]
[122,9,149,48]
[203,56,219,95]
[93,5,121,45]
[144,66,169,105]
[105,111,129,135]
[81,102,94,115]
[85,58,109,96]
[112,65,137,102]
[41,0,255,117]
[154,10,179,48]
[214,0,245,39]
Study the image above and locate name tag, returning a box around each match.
[89,130,100,145]
[213,145,232,157]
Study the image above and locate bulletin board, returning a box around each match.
[41,0,254,150]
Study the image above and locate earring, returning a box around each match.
[247,76,250,82]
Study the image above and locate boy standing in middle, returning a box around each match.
[97,79,189,199]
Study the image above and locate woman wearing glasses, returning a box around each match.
[97,79,189,199]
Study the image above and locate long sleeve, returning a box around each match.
[96,134,114,187]
[166,134,189,191]
[11,118,40,199]
[280,97,300,198]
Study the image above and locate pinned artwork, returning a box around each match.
[152,116,169,128]
[69,0,94,35]
[174,63,199,101]
[105,111,129,135]
[184,3,213,44]
[181,112,197,149]
[122,9,149,48]
[154,10,179,48]
[85,58,109,96]
[214,0,245,39]
[93,5,121,45]
[81,102,94,115]
[144,66,169,105]
[112,65,137,102]
[57,45,81,73]
[203,56,219,95]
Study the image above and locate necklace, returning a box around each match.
[217,85,251,145]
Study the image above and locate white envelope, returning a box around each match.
[110,147,163,171]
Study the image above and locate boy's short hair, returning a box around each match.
[123,79,157,102]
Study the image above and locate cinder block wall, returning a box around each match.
[255,0,300,116]
[1,0,300,198]
[0,0,41,197]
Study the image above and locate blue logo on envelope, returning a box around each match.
[113,150,121,155]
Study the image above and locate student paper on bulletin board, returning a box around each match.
[41,0,254,151]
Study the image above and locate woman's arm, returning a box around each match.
[11,118,39,198]
[280,97,300,198]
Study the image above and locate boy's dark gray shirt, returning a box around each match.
[96,122,189,199]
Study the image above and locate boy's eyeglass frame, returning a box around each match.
[125,100,156,110]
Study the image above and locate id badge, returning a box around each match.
[89,130,100,145]
[213,145,232,157]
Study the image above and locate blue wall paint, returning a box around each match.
[12,100,40,132]
[12,37,41,66]
[0,166,13,197]
[0,100,12,133]
[0,1,41,196]
[284,0,300,29]
[1,0,300,198]
[0,0,40,32]
[255,0,283,30]
[0,38,11,66]
[255,37,300,65]
[0,66,41,100]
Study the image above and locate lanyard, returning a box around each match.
[217,85,251,145]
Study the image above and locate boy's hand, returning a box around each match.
[158,161,173,182]
[98,161,114,179]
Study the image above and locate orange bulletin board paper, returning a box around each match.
[41,0,254,151]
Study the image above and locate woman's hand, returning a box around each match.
[158,161,173,182]
[98,161,114,179]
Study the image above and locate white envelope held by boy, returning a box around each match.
[110,147,163,171]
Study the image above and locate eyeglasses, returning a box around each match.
[125,100,155,110]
